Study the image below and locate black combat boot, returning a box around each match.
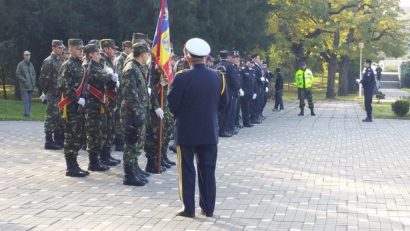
[114,137,124,152]
[45,132,62,150]
[310,108,316,116]
[88,154,110,171]
[161,153,172,169]
[134,162,150,178]
[100,147,119,166]
[163,149,176,166]
[65,157,88,177]
[145,157,166,174]
[54,132,65,147]
[123,164,146,186]
[133,162,148,183]
[298,108,304,116]
[169,145,177,153]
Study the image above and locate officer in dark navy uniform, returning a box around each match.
[214,50,239,137]
[360,59,376,122]
[168,38,228,218]
[240,58,256,127]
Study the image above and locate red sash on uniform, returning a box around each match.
[58,67,87,109]
[89,85,109,107]
[106,88,117,101]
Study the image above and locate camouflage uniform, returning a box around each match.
[85,60,110,159]
[100,52,117,153]
[114,51,128,149]
[58,56,85,159]
[40,52,64,142]
[120,59,149,166]
[144,66,174,167]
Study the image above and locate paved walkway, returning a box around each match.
[1,100,410,230]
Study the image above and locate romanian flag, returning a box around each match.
[152,0,173,83]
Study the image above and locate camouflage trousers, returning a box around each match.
[104,101,116,149]
[123,124,146,166]
[85,104,107,155]
[144,106,173,158]
[61,105,85,158]
[44,91,63,134]
[114,97,123,141]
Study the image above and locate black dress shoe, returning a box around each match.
[362,117,373,122]
[200,209,213,217]
[243,124,254,128]
[219,132,232,137]
[176,210,195,218]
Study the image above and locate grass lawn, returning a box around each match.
[364,102,410,120]
[0,85,45,121]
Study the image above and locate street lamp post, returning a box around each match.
[359,42,364,97]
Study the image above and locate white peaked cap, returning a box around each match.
[185,38,211,57]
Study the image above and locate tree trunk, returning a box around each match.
[338,55,350,96]
[326,53,337,99]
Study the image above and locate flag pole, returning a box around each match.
[157,83,164,173]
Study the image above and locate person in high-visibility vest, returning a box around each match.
[295,62,315,116]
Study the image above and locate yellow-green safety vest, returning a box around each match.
[295,69,314,89]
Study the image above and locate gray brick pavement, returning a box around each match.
[1,100,410,230]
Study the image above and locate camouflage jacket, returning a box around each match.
[120,59,150,127]
[39,52,63,94]
[57,56,84,109]
[85,60,111,107]
[115,52,128,76]
[100,52,117,102]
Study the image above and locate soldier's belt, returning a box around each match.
[88,85,109,107]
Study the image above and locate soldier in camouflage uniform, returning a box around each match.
[113,40,132,151]
[120,43,152,186]
[57,39,89,177]
[144,64,176,173]
[83,44,115,172]
[99,39,121,166]
[39,40,65,150]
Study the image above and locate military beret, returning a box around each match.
[100,39,119,49]
[52,40,65,48]
[122,40,132,48]
[132,42,150,54]
[68,39,84,48]
[88,39,101,49]
[84,44,99,54]
[185,38,210,57]
[132,32,152,45]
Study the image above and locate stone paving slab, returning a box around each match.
[1,100,410,230]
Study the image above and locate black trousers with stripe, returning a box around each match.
[177,144,217,215]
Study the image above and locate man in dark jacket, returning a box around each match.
[273,68,284,111]
[168,38,228,218]
[360,59,376,122]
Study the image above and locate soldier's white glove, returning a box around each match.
[160,78,168,86]
[265,87,269,93]
[260,77,265,82]
[105,66,114,75]
[40,92,47,102]
[252,93,257,99]
[77,97,85,107]
[239,89,245,97]
[111,73,119,82]
[116,81,120,88]
[147,87,152,96]
[155,108,164,119]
